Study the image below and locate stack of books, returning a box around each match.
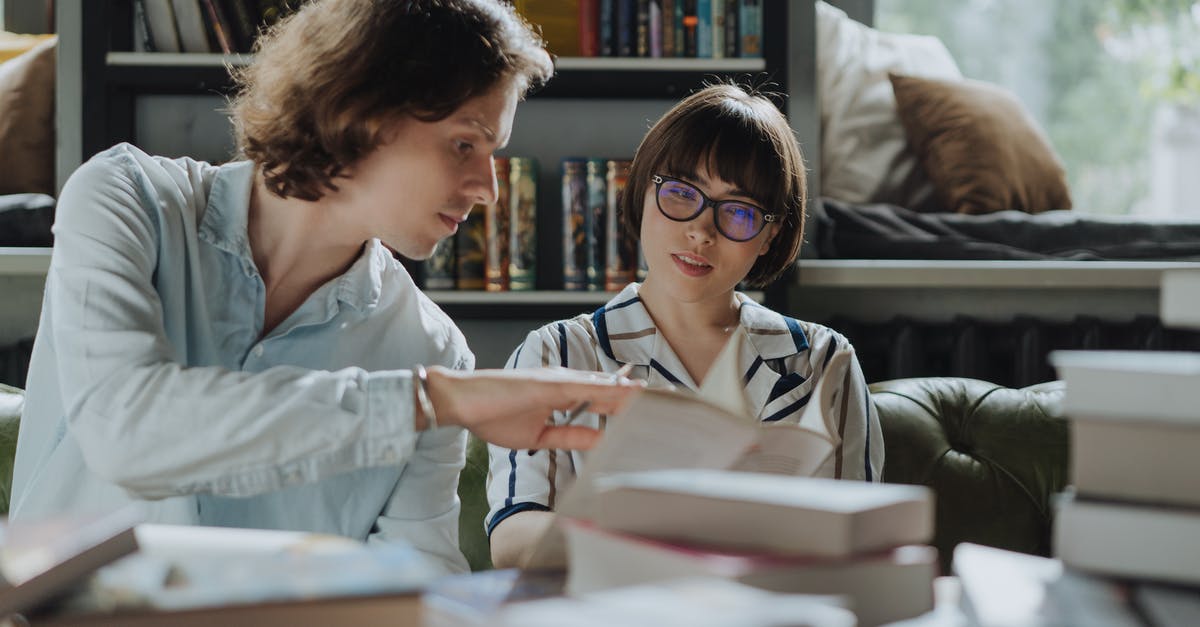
[560,469,938,627]
[1042,268,1200,625]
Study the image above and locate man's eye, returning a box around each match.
[456,141,473,155]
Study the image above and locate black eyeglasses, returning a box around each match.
[651,175,777,242]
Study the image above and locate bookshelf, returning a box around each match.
[55,1,812,350]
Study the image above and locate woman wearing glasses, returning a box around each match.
[486,84,884,568]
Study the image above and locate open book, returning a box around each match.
[524,327,851,569]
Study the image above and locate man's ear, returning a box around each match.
[758,224,779,255]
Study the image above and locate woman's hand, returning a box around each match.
[423,366,642,450]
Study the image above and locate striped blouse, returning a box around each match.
[484,282,884,536]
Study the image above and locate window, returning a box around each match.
[877,0,1200,217]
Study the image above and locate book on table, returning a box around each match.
[561,518,936,627]
[0,506,141,620]
[1054,491,1200,586]
[522,327,853,569]
[31,524,445,626]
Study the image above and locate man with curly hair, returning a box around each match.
[11,0,637,574]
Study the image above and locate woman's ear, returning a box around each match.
[758,224,779,255]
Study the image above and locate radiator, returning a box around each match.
[825,315,1200,388]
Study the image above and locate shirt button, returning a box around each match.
[381,445,397,464]
[253,344,264,357]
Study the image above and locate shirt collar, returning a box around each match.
[197,160,383,315]
[592,283,809,367]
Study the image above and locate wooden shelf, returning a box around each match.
[102,53,774,99]
[794,260,1199,289]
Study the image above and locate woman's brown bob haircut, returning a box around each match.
[230,0,553,201]
[622,83,807,287]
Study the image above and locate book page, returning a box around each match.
[696,325,754,420]
[731,350,850,477]
[523,389,758,569]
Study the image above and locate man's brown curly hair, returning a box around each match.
[230,0,553,201]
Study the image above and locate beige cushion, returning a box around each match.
[0,36,56,196]
[816,1,962,211]
[890,73,1073,215]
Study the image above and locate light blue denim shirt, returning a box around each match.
[11,144,472,574]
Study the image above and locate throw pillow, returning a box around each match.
[890,73,1073,215]
[0,36,56,196]
[816,1,962,211]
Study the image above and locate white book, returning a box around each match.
[1161,268,1200,331]
[563,519,935,627]
[587,469,933,558]
[169,0,213,53]
[1051,350,1200,423]
[0,506,141,618]
[141,0,182,52]
[1134,583,1200,627]
[498,578,857,627]
[521,330,850,569]
[953,542,1141,627]
[1071,417,1200,508]
[1055,493,1200,585]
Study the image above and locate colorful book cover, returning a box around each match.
[599,0,616,56]
[616,0,635,56]
[695,0,712,58]
[586,159,608,292]
[485,157,511,292]
[710,0,723,59]
[579,0,600,57]
[739,0,762,58]
[682,0,697,58]
[455,206,487,290]
[604,159,636,291]
[723,0,738,58]
[661,0,675,58]
[562,159,589,291]
[508,157,539,291]
[424,236,456,290]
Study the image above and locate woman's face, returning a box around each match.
[336,78,519,260]
[639,163,777,303]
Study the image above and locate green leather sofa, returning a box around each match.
[0,383,25,516]
[456,377,1070,573]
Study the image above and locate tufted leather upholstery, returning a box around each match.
[870,377,1068,571]
[455,377,1069,572]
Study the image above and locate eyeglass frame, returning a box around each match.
[650,174,778,242]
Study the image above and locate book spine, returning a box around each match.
[424,238,456,290]
[723,0,738,58]
[199,0,235,54]
[673,0,686,56]
[142,0,183,52]
[695,0,711,57]
[661,0,675,58]
[579,0,600,57]
[682,0,697,58]
[586,159,608,291]
[485,158,511,292]
[508,157,538,291]
[710,0,723,59]
[635,0,650,57]
[133,0,157,51]
[739,0,761,58]
[648,0,662,58]
[170,0,213,53]
[562,159,589,291]
[455,207,487,290]
[617,0,635,56]
[599,0,616,56]
[218,0,258,52]
[604,160,636,291]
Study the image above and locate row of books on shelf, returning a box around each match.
[134,0,305,54]
[518,0,764,59]
[422,156,644,292]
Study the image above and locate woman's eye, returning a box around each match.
[455,141,473,155]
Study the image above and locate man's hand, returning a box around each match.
[423,366,642,450]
